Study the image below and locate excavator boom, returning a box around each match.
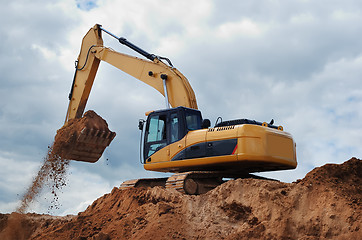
[67,24,197,123]
[57,24,198,162]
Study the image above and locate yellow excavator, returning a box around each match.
[59,24,297,194]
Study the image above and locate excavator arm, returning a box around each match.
[59,24,197,162]
[66,24,197,123]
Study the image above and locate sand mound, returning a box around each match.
[1,158,361,239]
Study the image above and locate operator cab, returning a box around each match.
[140,107,208,162]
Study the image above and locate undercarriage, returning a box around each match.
[120,171,276,195]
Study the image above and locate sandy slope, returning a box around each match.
[0,158,360,240]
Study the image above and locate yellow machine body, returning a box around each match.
[144,123,296,173]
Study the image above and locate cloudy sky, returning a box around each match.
[1,0,361,215]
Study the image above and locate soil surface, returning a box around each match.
[1,158,361,240]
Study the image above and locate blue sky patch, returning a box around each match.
[76,0,98,11]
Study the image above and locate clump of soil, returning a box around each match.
[16,110,112,214]
[3,158,361,239]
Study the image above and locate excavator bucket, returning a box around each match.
[53,110,116,163]
[58,128,115,162]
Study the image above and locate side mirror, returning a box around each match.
[202,119,211,129]
[138,119,145,130]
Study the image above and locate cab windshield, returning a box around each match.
[145,114,167,158]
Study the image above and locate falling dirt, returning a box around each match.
[16,145,69,214]
[2,158,361,240]
[16,110,111,215]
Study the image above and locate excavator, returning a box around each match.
[58,24,297,194]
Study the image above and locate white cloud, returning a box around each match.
[31,44,57,60]
[217,19,264,39]
[290,13,315,24]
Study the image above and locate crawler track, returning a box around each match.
[120,171,275,195]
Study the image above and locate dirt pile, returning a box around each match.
[2,158,361,240]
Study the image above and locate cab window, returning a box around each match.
[170,113,179,143]
[145,114,167,158]
[185,110,202,131]
[147,115,166,142]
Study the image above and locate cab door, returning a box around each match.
[143,113,169,163]
[168,111,186,160]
